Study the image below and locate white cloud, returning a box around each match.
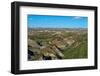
[74,16,82,19]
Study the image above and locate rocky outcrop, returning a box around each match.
[28,38,65,60]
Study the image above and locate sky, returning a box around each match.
[28,15,88,28]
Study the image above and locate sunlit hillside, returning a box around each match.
[28,28,88,61]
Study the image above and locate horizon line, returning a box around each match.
[28,27,88,29]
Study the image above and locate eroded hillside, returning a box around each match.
[28,29,88,61]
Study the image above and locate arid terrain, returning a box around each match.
[28,28,88,61]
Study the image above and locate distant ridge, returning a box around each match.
[28,27,87,31]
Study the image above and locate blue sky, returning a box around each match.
[28,15,88,28]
